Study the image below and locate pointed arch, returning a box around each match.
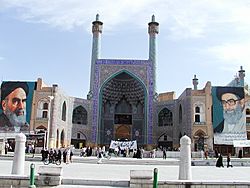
[194,129,206,151]
[99,69,148,144]
[76,131,87,140]
[102,69,147,92]
[36,125,47,130]
[115,125,131,140]
[179,104,182,123]
[194,129,206,137]
[72,105,88,125]
[157,132,173,149]
[62,101,67,121]
[56,129,59,148]
[158,107,173,126]
[71,131,87,149]
[60,129,65,147]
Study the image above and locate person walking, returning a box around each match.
[70,150,74,163]
[227,153,233,168]
[97,147,103,164]
[216,153,224,167]
[57,149,62,163]
[163,148,167,160]
[204,150,208,160]
[238,149,243,159]
[32,145,35,158]
[4,142,9,155]
[63,149,67,163]
[66,147,71,164]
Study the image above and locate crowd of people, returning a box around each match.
[80,145,145,159]
[215,153,233,168]
[41,147,73,164]
[5,142,244,167]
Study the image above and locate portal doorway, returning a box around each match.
[99,71,146,145]
[115,125,131,140]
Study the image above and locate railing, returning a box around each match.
[193,122,206,125]
[36,117,49,121]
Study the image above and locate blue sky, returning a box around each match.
[0,0,250,98]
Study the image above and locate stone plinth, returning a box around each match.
[37,166,63,186]
[130,170,152,188]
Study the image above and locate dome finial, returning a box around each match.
[96,14,100,21]
[152,15,155,22]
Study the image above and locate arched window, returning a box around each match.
[195,114,200,122]
[43,103,48,110]
[194,103,205,124]
[246,108,250,125]
[37,101,49,119]
[179,105,182,124]
[42,111,48,118]
[42,102,49,118]
[195,106,201,122]
[195,106,200,113]
[158,108,173,126]
[246,108,250,115]
[62,101,66,121]
[72,106,88,125]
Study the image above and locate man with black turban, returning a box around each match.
[213,86,247,145]
[0,82,29,132]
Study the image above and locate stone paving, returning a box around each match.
[1,155,250,187]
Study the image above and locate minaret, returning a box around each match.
[148,15,159,95]
[88,14,103,99]
[238,66,245,87]
[192,75,198,90]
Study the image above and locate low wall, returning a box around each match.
[130,170,250,188]
[62,179,129,187]
[0,166,63,188]
[158,181,250,188]
[1,172,250,188]
[191,159,250,166]
[0,175,30,188]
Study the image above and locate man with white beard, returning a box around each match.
[221,93,245,133]
[0,82,29,132]
[214,87,247,144]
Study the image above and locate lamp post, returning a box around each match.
[46,96,54,149]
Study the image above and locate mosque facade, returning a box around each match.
[0,15,250,156]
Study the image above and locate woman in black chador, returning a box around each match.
[216,154,224,167]
[238,149,243,159]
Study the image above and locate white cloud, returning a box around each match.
[207,41,250,72]
[0,0,159,31]
[0,0,249,40]
[2,0,250,65]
